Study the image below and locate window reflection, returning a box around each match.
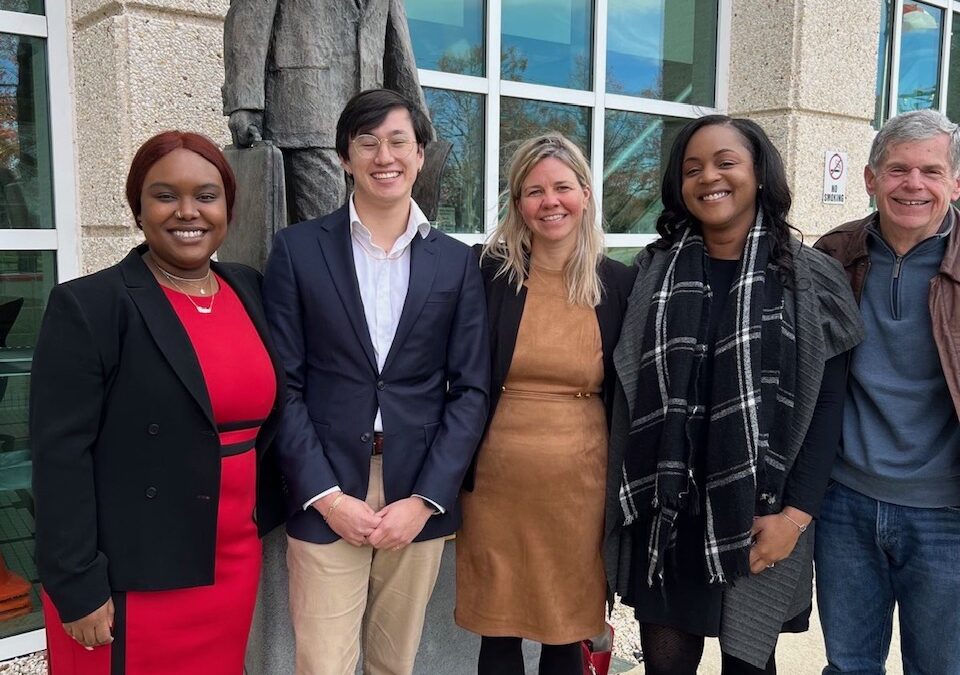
[0,250,54,638]
[604,111,685,234]
[501,0,592,90]
[405,0,485,76]
[874,0,893,127]
[897,2,942,113]
[0,1,43,14]
[423,88,484,233]
[606,0,716,106]
[946,13,960,124]
[0,33,53,229]
[499,99,590,193]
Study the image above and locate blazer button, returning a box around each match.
[147,424,160,435]
[360,432,371,443]
[377,380,386,391]
[145,486,158,499]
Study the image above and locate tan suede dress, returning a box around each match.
[456,262,607,644]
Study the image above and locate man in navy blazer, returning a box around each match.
[262,89,489,675]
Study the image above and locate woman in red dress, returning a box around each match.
[30,131,286,675]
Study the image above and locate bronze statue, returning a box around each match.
[222,0,447,224]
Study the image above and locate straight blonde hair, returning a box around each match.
[482,133,605,307]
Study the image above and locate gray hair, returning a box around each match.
[870,109,960,175]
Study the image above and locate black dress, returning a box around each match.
[623,257,845,637]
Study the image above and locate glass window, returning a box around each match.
[606,0,717,106]
[604,111,686,234]
[0,250,55,640]
[0,1,43,14]
[946,13,960,124]
[405,0,485,76]
[499,99,590,192]
[501,0,593,90]
[0,33,53,229]
[874,0,893,127]
[897,2,943,114]
[423,88,485,233]
[605,247,642,265]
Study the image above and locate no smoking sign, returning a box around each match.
[823,151,847,204]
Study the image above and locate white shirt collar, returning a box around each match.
[348,195,431,252]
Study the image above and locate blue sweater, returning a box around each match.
[836,222,960,508]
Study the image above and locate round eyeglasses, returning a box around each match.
[352,134,417,159]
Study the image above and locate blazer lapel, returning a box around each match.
[121,247,216,429]
[318,211,378,373]
[382,230,439,373]
[492,281,525,389]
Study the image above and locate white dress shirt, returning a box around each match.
[306,197,442,513]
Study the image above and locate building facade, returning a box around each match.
[0,0,944,660]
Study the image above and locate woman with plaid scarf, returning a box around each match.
[603,116,864,674]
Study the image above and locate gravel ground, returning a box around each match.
[0,651,45,674]
[610,597,642,664]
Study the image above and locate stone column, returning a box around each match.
[727,0,881,237]
[71,0,230,273]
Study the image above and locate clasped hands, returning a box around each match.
[314,491,433,550]
[748,506,813,574]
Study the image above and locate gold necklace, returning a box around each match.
[153,261,216,314]
[156,265,212,295]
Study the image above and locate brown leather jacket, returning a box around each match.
[814,207,960,417]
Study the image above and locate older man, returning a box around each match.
[814,109,960,674]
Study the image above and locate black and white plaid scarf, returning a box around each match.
[620,213,796,586]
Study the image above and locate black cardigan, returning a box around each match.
[30,245,286,623]
[463,247,637,490]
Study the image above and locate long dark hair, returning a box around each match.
[656,114,796,287]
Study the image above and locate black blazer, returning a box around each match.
[463,247,637,490]
[30,245,285,623]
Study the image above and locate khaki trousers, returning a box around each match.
[287,456,445,675]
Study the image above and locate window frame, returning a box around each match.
[417,0,732,248]
[0,0,78,660]
[882,0,960,121]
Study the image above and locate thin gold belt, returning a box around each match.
[500,386,600,400]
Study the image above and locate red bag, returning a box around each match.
[581,623,614,675]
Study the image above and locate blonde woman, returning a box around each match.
[455,134,635,674]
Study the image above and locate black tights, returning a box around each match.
[478,635,583,675]
[639,623,776,675]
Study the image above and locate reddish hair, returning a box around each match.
[125,130,237,225]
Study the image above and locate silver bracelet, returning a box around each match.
[781,511,808,533]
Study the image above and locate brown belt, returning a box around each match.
[372,432,384,455]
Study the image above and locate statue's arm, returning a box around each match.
[384,0,433,138]
[222,0,281,115]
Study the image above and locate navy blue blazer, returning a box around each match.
[262,205,490,543]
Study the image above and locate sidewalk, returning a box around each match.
[616,597,903,674]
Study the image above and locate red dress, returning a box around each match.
[42,277,276,675]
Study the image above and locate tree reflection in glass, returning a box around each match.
[603,111,685,234]
[499,99,590,195]
[423,88,485,233]
[606,0,717,106]
[0,1,43,14]
[897,2,943,113]
[0,33,53,229]
[501,0,592,90]
[405,0,485,76]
